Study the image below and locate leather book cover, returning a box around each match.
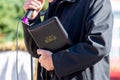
[27,17,71,53]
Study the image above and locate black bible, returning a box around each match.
[28,17,71,53]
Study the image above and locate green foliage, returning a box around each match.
[0,0,24,43]
[0,0,48,43]
[43,0,49,10]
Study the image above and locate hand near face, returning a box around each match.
[37,49,54,71]
[23,0,45,20]
[23,0,54,20]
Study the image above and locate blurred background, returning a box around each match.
[0,0,120,80]
[110,0,120,80]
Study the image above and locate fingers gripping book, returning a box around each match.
[27,17,71,53]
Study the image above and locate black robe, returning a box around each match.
[23,0,113,80]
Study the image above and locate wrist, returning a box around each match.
[30,12,39,20]
[29,13,40,24]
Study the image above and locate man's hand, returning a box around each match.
[23,0,45,20]
[37,49,54,71]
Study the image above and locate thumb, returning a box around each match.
[40,0,45,7]
[49,0,53,3]
[37,49,44,55]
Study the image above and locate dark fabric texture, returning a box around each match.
[22,0,113,80]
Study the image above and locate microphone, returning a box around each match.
[22,9,34,24]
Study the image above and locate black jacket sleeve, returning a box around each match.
[52,0,113,77]
[22,13,41,58]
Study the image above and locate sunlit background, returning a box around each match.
[0,0,120,80]
[110,0,120,80]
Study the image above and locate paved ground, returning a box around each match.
[0,51,35,80]
[0,51,120,80]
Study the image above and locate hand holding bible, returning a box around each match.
[37,49,54,71]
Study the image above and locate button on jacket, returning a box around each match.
[23,0,113,80]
